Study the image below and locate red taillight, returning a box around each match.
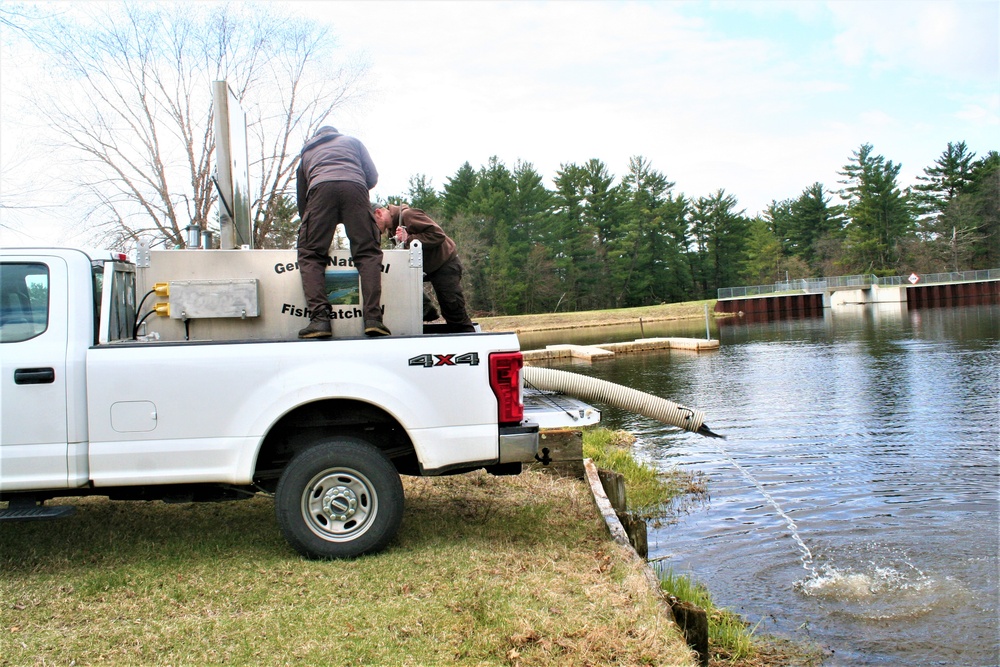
[489,351,524,426]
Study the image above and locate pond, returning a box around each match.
[530,303,999,667]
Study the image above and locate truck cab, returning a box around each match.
[1,248,135,492]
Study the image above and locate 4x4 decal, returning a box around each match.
[408,352,480,368]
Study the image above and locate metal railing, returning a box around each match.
[905,269,999,285]
[718,268,1000,300]
[718,280,826,299]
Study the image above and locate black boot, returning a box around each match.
[364,320,391,337]
[298,318,332,339]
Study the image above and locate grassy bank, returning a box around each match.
[583,429,759,664]
[477,299,718,333]
[583,427,708,520]
[0,471,696,666]
[584,428,827,667]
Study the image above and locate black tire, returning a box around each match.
[274,437,404,559]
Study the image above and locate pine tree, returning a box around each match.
[787,183,846,271]
[962,151,999,268]
[441,162,477,221]
[658,194,695,302]
[914,141,978,214]
[838,144,914,273]
[741,217,784,284]
[407,174,441,214]
[611,156,675,307]
[765,198,796,256]
[689,189,749,297]
[257,195,299,249]
[510,162,556,313]
[579,160,622,309]
[465,157,518,314]
[552,163,600,311]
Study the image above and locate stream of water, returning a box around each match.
[528,303,999,666]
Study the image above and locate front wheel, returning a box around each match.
[275,437,404,559]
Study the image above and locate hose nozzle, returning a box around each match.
[697,423,725,439]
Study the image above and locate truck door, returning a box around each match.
[0,257,71,491]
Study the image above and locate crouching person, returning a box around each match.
[373,204,475,332]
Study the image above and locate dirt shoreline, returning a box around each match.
[476,299,722,333]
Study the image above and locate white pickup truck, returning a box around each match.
[0,246,597,558]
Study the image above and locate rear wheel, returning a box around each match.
[275,437,404,559]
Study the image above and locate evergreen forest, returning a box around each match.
[274,141,997,317]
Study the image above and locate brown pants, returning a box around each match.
[297,181,383,323]
[427,254,472,327]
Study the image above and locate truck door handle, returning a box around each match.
[14,367,55,385]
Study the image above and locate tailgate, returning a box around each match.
[522,387,601,429]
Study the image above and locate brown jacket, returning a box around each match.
[386,205,457,274]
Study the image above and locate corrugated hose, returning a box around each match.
[523,366,723,439]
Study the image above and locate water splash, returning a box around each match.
[711,443,816,575]
[795,559,948,621]
[798,564,928,599]
[707,441,953,620]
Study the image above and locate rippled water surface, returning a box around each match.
[532,304,999,667]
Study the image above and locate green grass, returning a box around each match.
[582,427,769,665]
[582,427,707,520]
[654,566,759,662]
[0,471,695,667]
[478,299,718,333]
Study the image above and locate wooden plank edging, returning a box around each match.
[583,458,632,547]
[583,457,708,666]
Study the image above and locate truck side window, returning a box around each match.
[0,262,48,343]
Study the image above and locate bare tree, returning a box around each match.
[1,3,65,234]
[0,2,51,37]
[0,153,62,231]
[29,2,367,250]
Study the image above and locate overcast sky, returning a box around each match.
[2,0,998,246]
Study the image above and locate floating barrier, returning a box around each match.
[522,337,718,362]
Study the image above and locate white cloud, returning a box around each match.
[828,0,999,79]
[954,92,1000,123]
[310,1,837,206]
[3,0,997,247]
